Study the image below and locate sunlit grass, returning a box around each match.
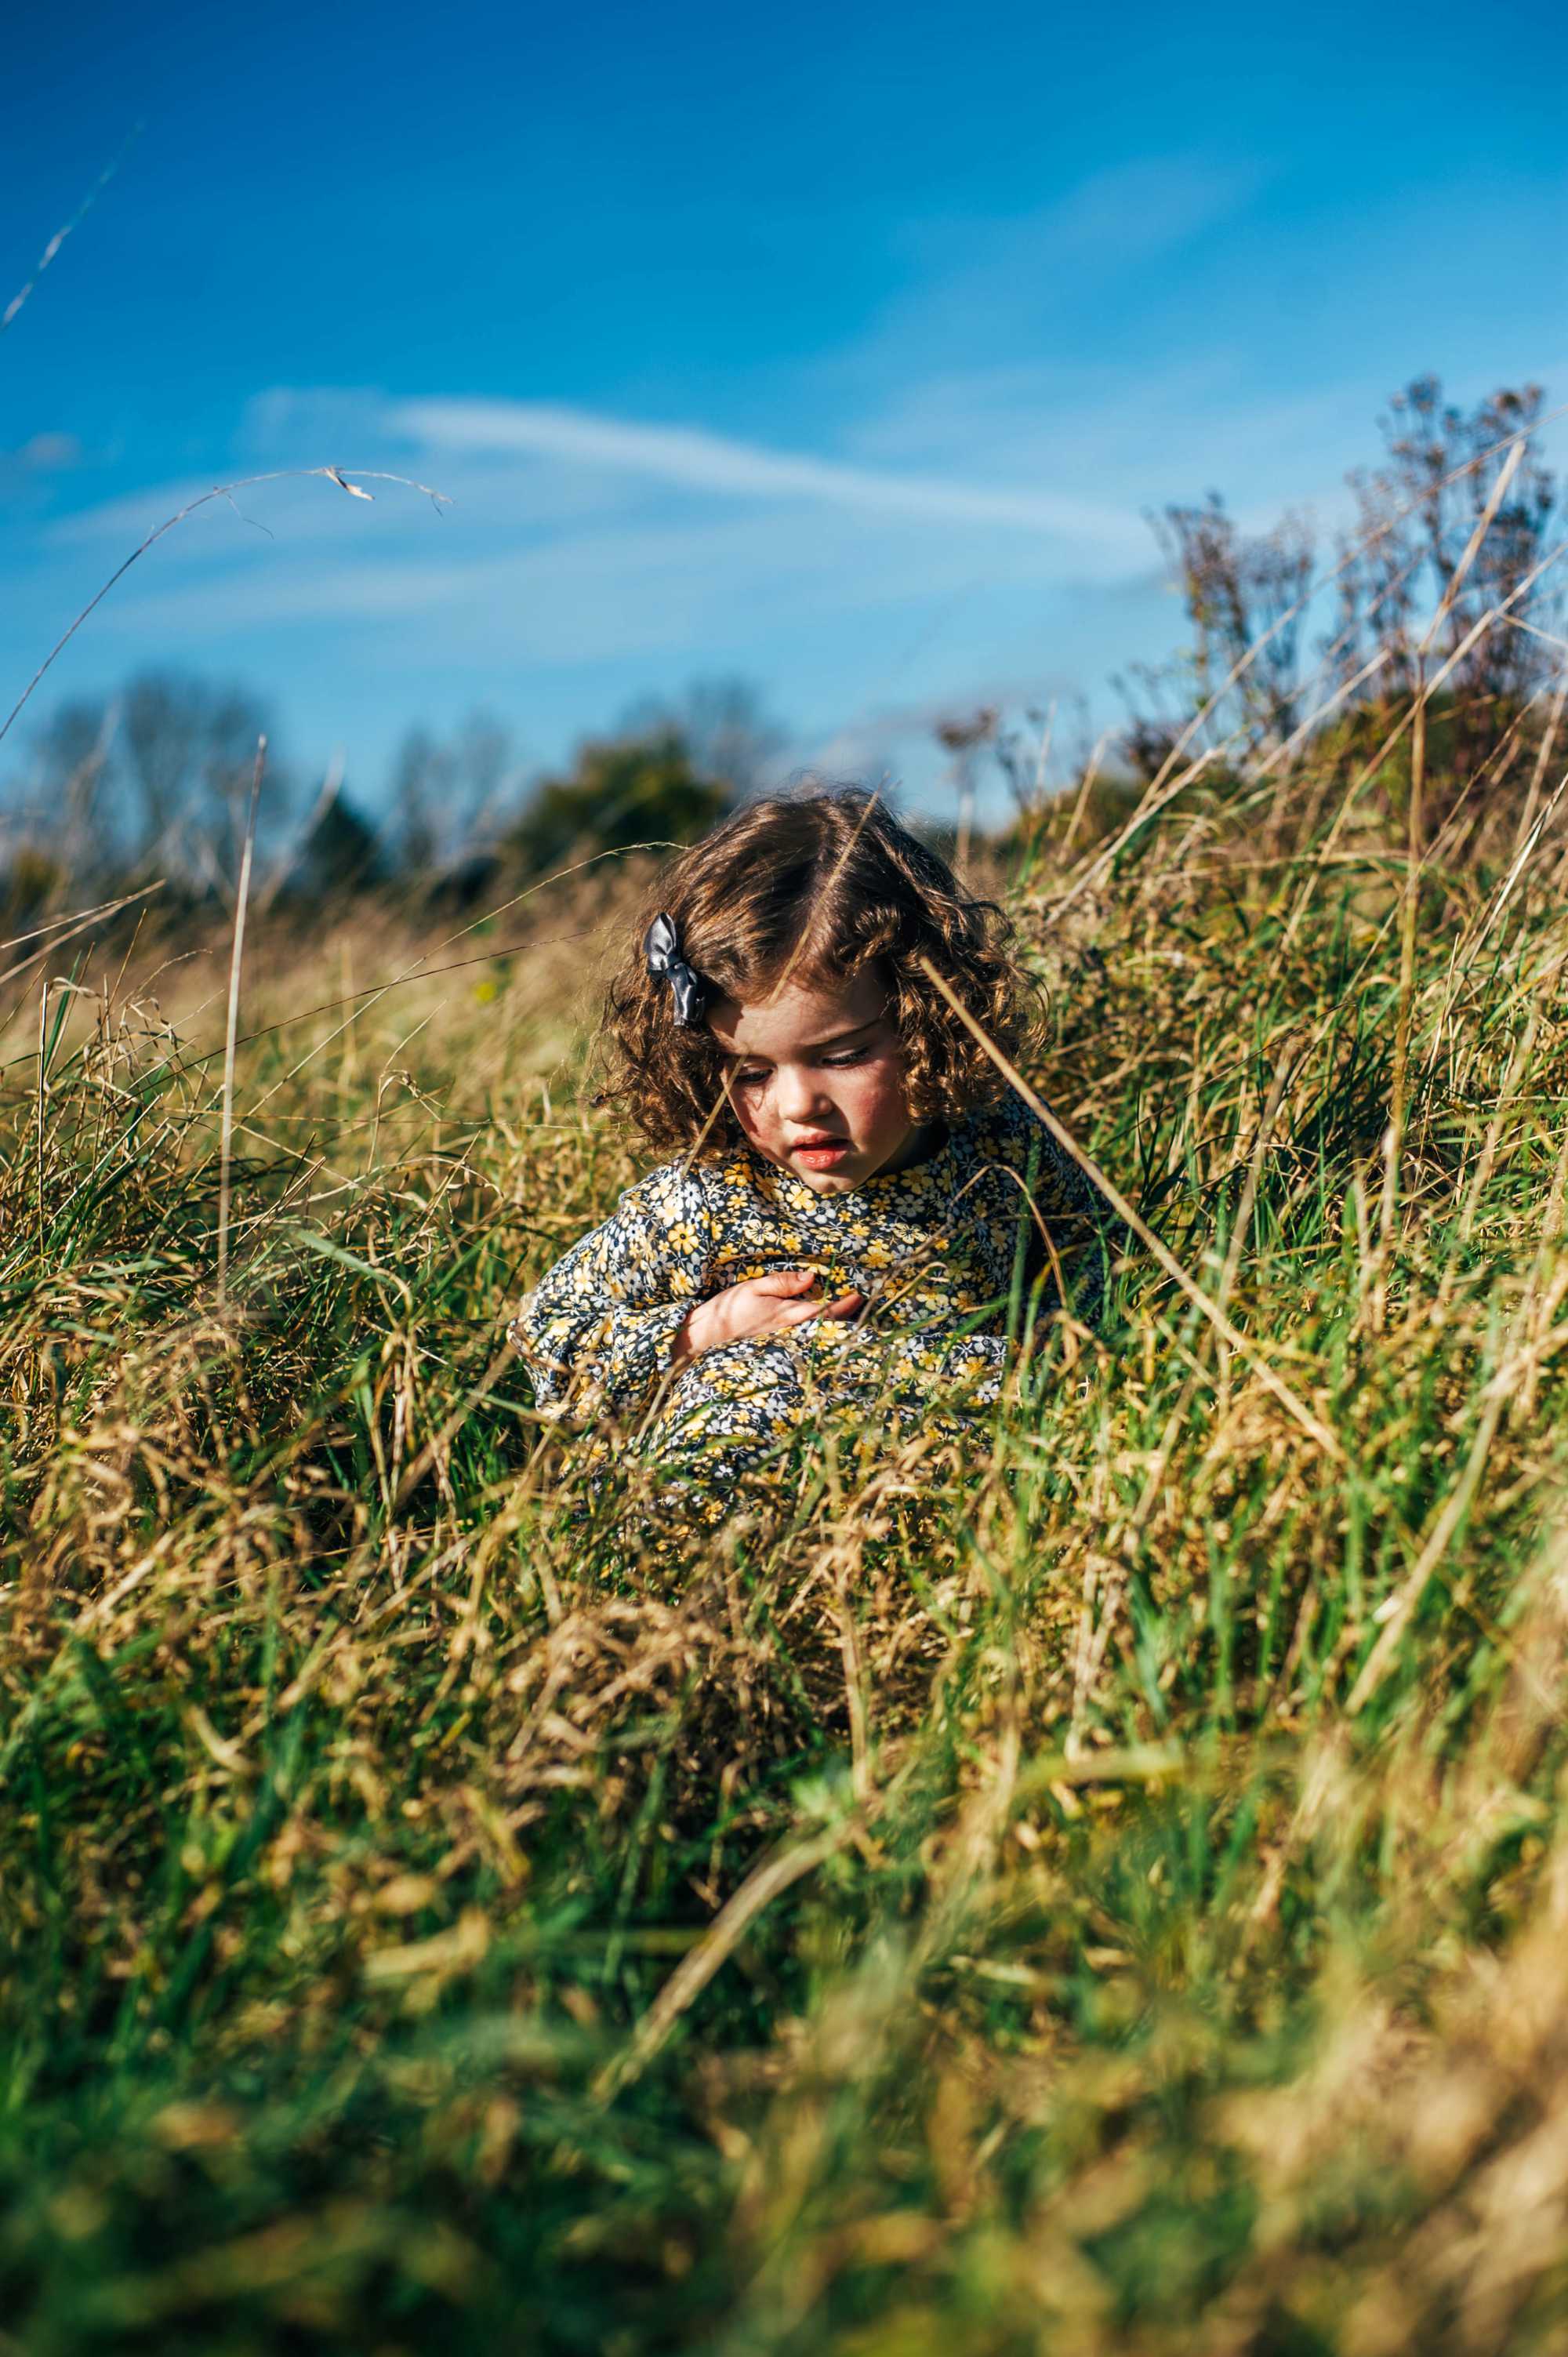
[2,761,1566,2355]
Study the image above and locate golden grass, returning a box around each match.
[2,745,1567,2353]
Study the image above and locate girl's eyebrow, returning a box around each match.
[807,1019,880,1050]
[728,1019,880,1062]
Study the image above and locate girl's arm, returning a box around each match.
[508,1161,711,1417]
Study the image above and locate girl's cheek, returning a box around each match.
[850,1059,909,1120]
[733,1087,769,1140]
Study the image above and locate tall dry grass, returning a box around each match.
[2,648,1568,2352]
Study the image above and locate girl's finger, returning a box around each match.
[774,1290,862,1328]
[751,1268,818,1297]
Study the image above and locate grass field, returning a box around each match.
[2,729,1567,2354]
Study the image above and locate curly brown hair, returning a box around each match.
[597,787,1038,1154]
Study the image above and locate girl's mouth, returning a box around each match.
[790,1138,851,1171]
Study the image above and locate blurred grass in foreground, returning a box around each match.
[2,732,1567,2356]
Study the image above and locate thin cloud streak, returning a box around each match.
[96,496,1110,663]
[390,396,1142,549]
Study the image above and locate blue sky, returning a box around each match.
[2,0,1564,821]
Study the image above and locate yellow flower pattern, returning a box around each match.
[508,1091,1101,1510]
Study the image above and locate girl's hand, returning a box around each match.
[671,1269,863,1368]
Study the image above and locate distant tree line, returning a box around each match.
[0,675,786,926]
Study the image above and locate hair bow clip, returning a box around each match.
[643,910,706,1027]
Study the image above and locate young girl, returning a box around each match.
[509,789,1101,1518]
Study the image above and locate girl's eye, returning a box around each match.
[822,1048,868,1068]
[733,1068,769,1089]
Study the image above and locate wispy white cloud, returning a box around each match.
[387,395,1143,550]
[48,476,260,544]
[100,495,1103,663]
[827,154,1269,394]
[8,430,81,473]
[1018,153,1269,270]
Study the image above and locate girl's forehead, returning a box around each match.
[708,968,887,1056]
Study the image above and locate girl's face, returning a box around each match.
[708,967,935,1193]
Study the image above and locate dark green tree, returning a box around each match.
[504,725,732,880]
[293,790,385,899]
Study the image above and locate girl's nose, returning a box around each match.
[775,1062,829,1121]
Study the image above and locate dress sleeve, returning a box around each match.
[507,1160,712,1417]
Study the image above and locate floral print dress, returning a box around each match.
[509,1091,1101,1513]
